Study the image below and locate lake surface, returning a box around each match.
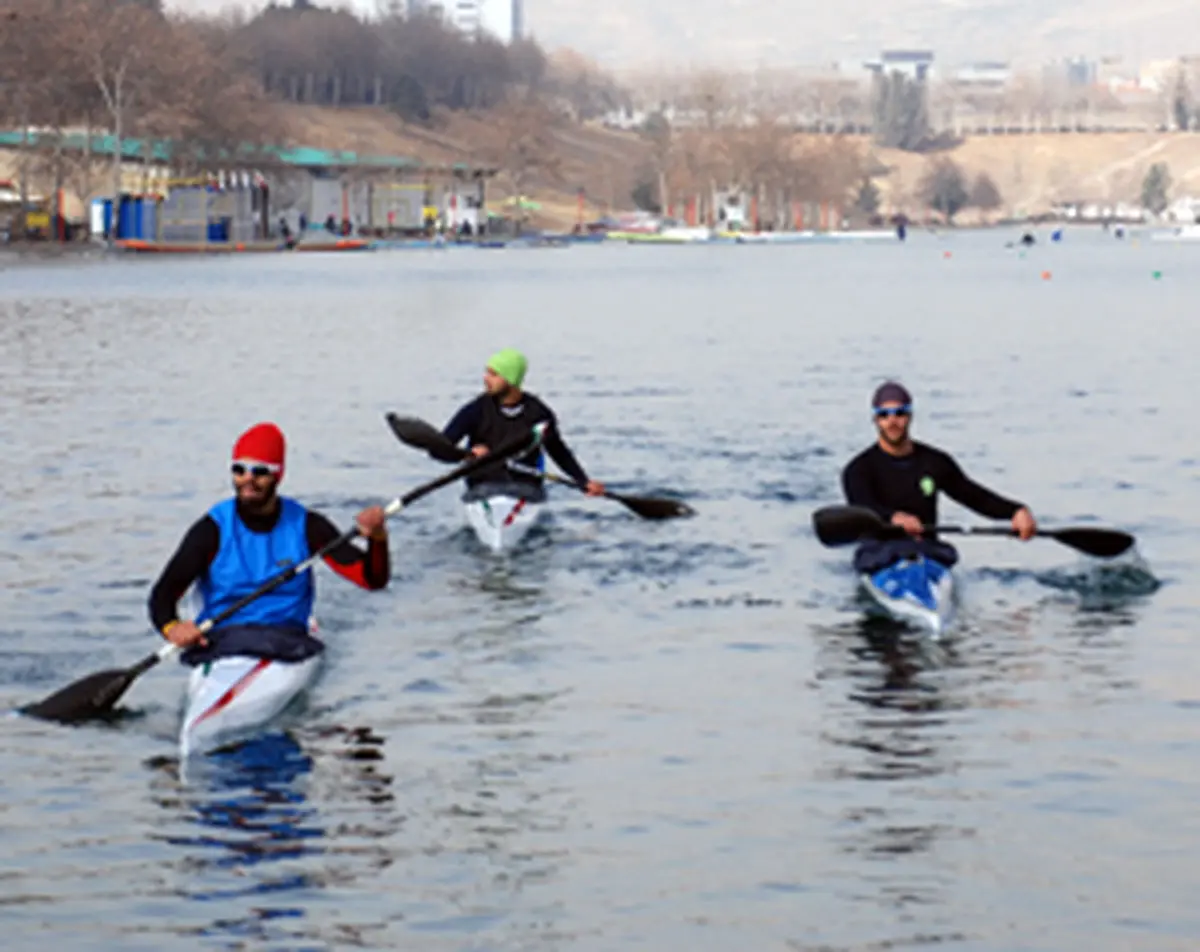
[1,229,1196,951]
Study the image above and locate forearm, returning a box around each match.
[322,537,390,590]
[308,512,391,590]
[544,431,588,485]
[946,475,1024,520]
[443,401,481,446]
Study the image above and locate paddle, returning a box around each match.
[506,461,694,520]
[812,505,1135,559]
[385,413,695,520]
[20,422,549,725]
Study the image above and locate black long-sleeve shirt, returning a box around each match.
[443,391,589,487]
[148,503,389,632]
[842,442,1024,528]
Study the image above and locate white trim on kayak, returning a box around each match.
[179,654,322,757]
[462,487,546,554]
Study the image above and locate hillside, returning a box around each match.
[875,132,1200,218]
[280,104,651,229]
[285,107,1200,221]
[8,106,1200,228]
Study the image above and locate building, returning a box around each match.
[864,50,935,83]
[953,61,1011,89]
[407,0,520,43]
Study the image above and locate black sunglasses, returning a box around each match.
[873,404,912,419]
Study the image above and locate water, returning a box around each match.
[1,230,1196,950]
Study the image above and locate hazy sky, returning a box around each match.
[163,0,1200,71]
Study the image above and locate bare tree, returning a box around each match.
[58,0,175,233]
[918,158,970,221]
[969,172,1003,217]
[484,96,564,231]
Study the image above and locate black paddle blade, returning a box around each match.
[1048,527,1136,559]
[812,505,898,546]
[20,667,139,723]
[385,413,465,462]
[614,494,695,520]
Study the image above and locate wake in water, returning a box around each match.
[978,548,1162,610]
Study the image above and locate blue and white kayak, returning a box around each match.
[860,556,956,635]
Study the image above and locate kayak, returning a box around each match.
[860,555,956,636]
[179,654,322,757]
[461,481,546,554]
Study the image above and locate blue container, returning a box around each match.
[140,198,157,240]
[117,195,137,238]
[207,219,228,242]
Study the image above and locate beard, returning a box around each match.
[877,421,910,447]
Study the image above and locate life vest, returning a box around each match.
[196,497,314,631]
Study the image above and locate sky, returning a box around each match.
[163,0,1200,72]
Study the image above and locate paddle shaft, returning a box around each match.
[931,524,1023,540]
[507,461,587,492]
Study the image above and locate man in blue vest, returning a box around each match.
[147,422,389,665]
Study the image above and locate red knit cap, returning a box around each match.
[232,422,286,482]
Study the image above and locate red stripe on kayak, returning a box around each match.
[189,658,271,728]
[502,498,527,527]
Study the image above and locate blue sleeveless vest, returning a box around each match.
[197,497,314,631]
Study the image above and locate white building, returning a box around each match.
[953,61,1011,88]
[864,50,935,83]
[407,0,520,44]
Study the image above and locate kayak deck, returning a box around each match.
[462,482,547,554]
[180,654,321,757]
[860,555,956,636]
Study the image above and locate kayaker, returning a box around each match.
[443,348,605,496]
[841,381,1037,572]
[148,422,390,664]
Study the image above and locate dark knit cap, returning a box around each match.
[871,381,912,407]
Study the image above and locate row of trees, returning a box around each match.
[634,109,866,225]
[912,159,1004,221]
[0,0,631,225]
[0,0,278,222]
[229,2,628,120]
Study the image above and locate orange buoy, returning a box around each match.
[1041,270,1052,280]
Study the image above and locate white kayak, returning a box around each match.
[860,555,956,636]
[179,654,322,757]
[461,482,547,554]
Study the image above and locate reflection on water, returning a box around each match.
[815,619,957,785]
[145,727,399,944]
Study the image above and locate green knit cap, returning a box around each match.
[487,348,527,388]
